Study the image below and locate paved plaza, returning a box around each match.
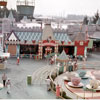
[0,52,100,99]
[0,58,56,99]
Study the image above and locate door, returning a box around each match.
[8,45,16,56]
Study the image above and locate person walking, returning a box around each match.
[73,62,78,71]
[17,56,20,65]
[56,84,61,98]
[2,73,7,87]
[6,79,11,94]
[45,76,51,91]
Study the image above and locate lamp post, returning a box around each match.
[54,54,57,66]
[57,63,60,76]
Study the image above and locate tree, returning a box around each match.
[93,10,99,24]
[83,16,88,25]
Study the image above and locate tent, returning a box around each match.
[46,52,59,59]
[56,50,69,62]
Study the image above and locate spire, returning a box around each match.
[96,18,100,25]
[56,50,69,62]
[8,10,15,22]
[73,25,86,41]
[42,21,54,40]
[85,26,89,40]
[4,12,7,18]
[88,18,93,25]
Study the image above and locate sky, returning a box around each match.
[7,0,100,17]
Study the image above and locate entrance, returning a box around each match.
[58,46,74,55]
[43,46,54,56]
[20,45,38,54]
[93,40,100,52]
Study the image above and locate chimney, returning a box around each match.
[42,21,54,40]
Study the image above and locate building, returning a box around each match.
[67,18,100,52]
[4,21,90,59]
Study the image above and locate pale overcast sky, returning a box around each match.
[7,0,100,16]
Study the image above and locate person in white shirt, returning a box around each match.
[6,79,11,94]
[45,76,51,91]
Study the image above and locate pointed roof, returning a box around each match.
[96,18,100,25]
[22,16,28,21]
[73,32,86,41]
[4,12,7,18]
[56,50,69,62]
[8,10,15,21]
[92,31,100,39]
[88,18,93,25]
[7,31,19,41]
[21,16,28,23]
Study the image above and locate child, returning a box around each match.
[6,79,11,94]
[45,76,51,91]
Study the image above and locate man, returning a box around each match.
[2,73,7,87]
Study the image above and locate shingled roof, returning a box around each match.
[73,32,86,41]
[92,31,100,39]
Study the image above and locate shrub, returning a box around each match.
[51,72,57,81]
[53,84,56,91]
[50,81,56,91]
[61,91,71,99]
[59,66,64,75]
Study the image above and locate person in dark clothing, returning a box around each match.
[2,73,7,87]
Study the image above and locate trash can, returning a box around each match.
[27,75,32,85]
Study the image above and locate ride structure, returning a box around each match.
[17,0,35,20]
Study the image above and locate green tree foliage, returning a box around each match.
[93,10,99,24]
[83,16,88,25]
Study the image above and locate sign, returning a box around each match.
[42,43,56,47]
[80,42,83,46]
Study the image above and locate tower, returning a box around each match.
[0,0,7,18]
[0,0,7,7]
[17,0,35,21]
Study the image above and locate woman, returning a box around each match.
[6,79,11,94]
[56,84,60,98]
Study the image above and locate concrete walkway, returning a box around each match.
[0,58,56,99]
[0,52,99,99]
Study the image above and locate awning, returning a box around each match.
[56,50,69,62]
[0,53,10,58]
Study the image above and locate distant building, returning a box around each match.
[67,18,100,52]
[0,0,35,21]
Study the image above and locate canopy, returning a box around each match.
[0,53,10,58]
[46,53,59,59]
[56,50,69,62]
